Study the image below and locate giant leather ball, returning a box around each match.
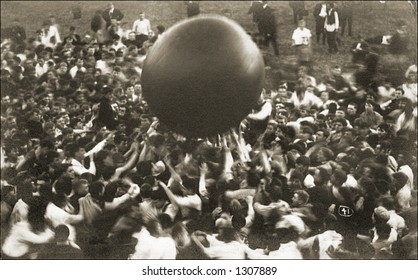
[141,15,265,138]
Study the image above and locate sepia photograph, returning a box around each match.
[0,0,416,268]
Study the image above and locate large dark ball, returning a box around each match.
[141,15,265,138]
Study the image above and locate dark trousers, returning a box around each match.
[264,33,279,55]
[292,8,304,24]
[340,15,353,36]
[315,19,326,44]
[326,31,338,53]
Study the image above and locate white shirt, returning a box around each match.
[290,90,323,108]
[204,235,248,259]
[386,210,406,234]
[319,4,327,18]
[268,241,303,259]
[45,202,78,242]
[402,82,417,104]
[2,221,54,258]
[95,60,112,75]
[35,63,47,77]
[297,230,343,259]
[396,185,412,210]
[70,158,96,176]
[324,10,339,32]
[130,228,177,259]
[399,164,414,190]
[9,199,29,226]
[47,25,61,43]
[132,18,151,36]
[292,28,311,46]
[377,86,396,105]
[69,66,86,79]
[112,41,127,52]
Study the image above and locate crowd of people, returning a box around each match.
[0,1,417,260]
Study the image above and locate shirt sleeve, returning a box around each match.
[175,194,202,211]
[335,11,339,29]
[20,226,54,244]
[132,21,138,32]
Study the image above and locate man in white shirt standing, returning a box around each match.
[133,12,152,37]
[132,11,152,48]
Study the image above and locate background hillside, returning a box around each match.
[1,1,417,86]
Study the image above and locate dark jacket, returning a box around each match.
[102,8,124,27]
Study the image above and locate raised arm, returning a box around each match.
[221,135,234,181]
[199,162,209,201]
[110,141,140,181]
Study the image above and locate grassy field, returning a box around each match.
[1,1,417,86]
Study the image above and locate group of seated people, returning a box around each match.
[0,5,417,260]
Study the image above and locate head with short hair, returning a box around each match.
[72,178,89,196]
[54,224,70,242]
[292,189,310,207]
[331,169,347,187]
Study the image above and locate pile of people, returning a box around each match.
[0,2,417,260]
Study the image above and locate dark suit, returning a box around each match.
[186,1,200,17]
[339,3,353,36]
[313,3,326,44]
[102,8,124,28]
[289,1,305,24]
[248,1,263,24]
[258,5,279,55]
[11,25,26,44]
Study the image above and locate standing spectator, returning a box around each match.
[102,3,124,29]
[292,19,312,69]
[48,16,61,43]
[313,1,327,45]
[40,20,61,48]
[185,1,200,17]
[324,2,339,54]
[132,11,152,37]
[258,1,279,56]
[388,21,409,55]
[339,2,353,37]
[248,1,263,26]
[9,18,26,45]
[63,26,82,46]
[91,10,108,43]
[132,11,152,48]
[289,1,305,24]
